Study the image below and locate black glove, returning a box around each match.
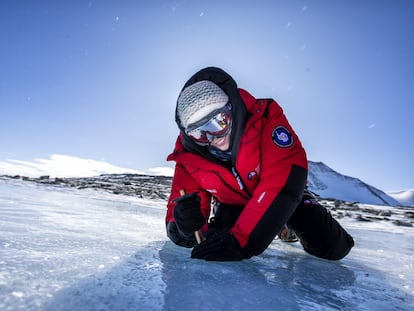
[166,221,197,248]
[191,230,245,261]
[173,192,205,236]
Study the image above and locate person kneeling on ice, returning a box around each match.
[165,67,354,261]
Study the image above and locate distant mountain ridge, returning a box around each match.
[1,158,408,206]
[386,189,414,207]
[307,161,401,206]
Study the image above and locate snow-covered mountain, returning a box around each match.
[387,189,414,207]
[307,161,401,206]
[0,155,408,206]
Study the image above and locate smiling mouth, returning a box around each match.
[213,137,226,145]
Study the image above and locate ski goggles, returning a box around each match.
[185,103,232,145]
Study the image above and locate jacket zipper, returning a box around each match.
[212,170,250,201]
[231,166,252,197]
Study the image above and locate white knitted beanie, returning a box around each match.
[177,80,229,128]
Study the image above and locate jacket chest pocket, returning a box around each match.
[195,170,249,204]
[236,143,261,194]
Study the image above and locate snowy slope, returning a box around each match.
[307,161,400,206]
[387,189,414,207]
[0,178,413,311]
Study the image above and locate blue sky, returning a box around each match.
[1,0,413,191]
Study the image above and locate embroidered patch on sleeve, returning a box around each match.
[272,126,293,148]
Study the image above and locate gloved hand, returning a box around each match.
[173,192,205,236]
[166,221,197,248]
[191,230,245,261]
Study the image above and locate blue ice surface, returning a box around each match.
[0,179,413,311]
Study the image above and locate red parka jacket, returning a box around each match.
[166,67,308,258]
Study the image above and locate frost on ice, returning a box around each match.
[0,178,413,310]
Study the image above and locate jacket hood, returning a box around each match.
[175,67,250,165]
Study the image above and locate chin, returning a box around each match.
[214,142,230,151]
[211,133,231,151]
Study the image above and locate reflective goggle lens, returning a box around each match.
[185,104,232,145]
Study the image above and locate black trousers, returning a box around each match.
[212,191,354,261]
[287,191,355,260]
